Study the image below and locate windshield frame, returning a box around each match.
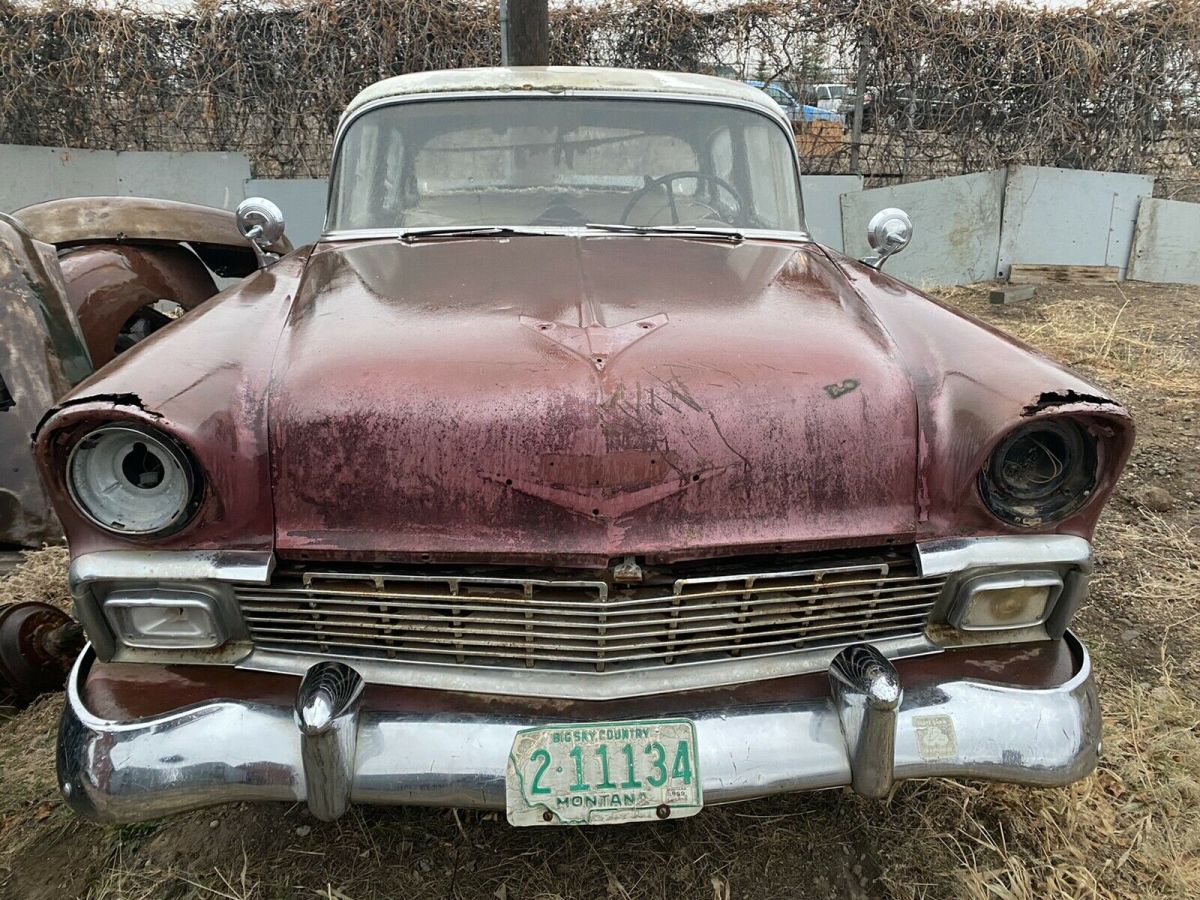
[323,90,809,241]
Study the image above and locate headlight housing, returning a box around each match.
[978,419,1097,527]
[67,424,200,535]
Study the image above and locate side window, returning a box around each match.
[742,120,800,229]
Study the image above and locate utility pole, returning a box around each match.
[504,0,549,66]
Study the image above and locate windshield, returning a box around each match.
[328,97,803,233]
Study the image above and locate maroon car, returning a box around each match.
[31,67,1132,826]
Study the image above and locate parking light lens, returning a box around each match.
[953,572,1063,631]
[103,590,225,649]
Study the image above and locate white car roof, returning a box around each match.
[342,66,785,123]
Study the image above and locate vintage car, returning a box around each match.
[30,67,1132,827]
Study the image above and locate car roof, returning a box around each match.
[342,67,785,123]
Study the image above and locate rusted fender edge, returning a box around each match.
[14,196,292,280]
[14,196,291,255]
[1022,390,1119,416]
[32,392,160,444]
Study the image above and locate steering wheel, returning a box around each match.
[619,171,746,226]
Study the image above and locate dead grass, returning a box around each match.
[1,282,1198,899]
[935,283,1200,395]
[0,547,71,612]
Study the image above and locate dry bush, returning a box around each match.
[0,0,1197,186]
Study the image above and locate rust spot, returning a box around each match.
[824,378,859,398]
[1022,389,1117,416]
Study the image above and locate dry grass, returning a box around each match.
[1,282,1198,899]
[0,546,70,612]
[936,283,1200,396]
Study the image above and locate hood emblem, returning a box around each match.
[521,313,668,370]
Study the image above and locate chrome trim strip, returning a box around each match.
[70,550,276,590]
[916,535,1093,578]
[322,89,807,237]
[318,225,814,244]
[238,633,940,702]
[58,635,1100,823]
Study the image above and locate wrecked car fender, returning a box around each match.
[0,213,92,547]
[32,251,310,557]
[14,196,291,278]
[58,243,219,367]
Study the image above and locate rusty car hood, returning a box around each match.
[267,236,920,565]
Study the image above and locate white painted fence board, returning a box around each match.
[116,151,250,210]
[1127,197,1200,284]
[997,166,1154,280]
[840,170,1006,286]
[1,145,119,211]
[801,175,862,251]
[3,144,251,213]
[244,178,327,246]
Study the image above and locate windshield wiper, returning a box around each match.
[399,226,548,244]
[582,223,744,243]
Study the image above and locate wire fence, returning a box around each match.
[1,0,1197,193]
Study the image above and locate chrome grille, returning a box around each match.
[237,553,945,675]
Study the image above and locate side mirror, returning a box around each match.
[235,197,285,268]
[861,208,913,270]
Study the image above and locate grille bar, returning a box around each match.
[238,551,944,676]
[237,582,939,625]
[241,602,936,652]
[239,616,931,666]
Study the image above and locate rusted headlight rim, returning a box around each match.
[977,418,1099,528]
[65,423,204,537]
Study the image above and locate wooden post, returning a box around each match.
[506,0,549,67]
[849,35,870,175]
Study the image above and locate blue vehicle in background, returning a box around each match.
[743,80,843,125]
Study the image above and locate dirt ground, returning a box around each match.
[1,280,1197,900]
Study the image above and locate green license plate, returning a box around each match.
[505,718,703,826]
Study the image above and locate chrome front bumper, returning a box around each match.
[58,635,1101,824]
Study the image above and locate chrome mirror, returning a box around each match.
[235,197,285,268]
[862,208,913,270]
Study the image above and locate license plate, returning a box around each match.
[506,718,703,826]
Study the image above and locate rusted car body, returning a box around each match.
[30,68,1131,826]
[0,198,289,548]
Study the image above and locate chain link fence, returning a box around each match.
[1,0,1197,193]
